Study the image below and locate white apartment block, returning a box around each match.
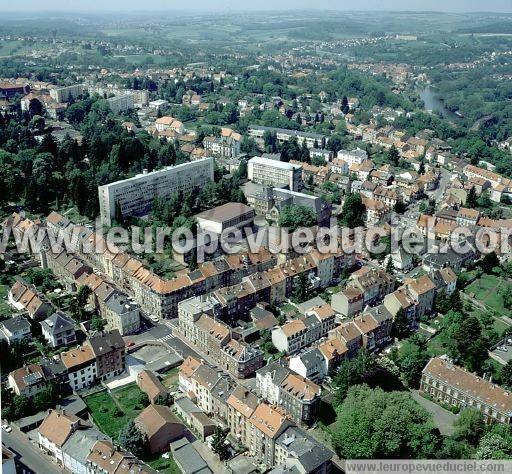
[337,148,368,168]
[50,84,84,103]
[248,156,303,191]
[107,93,134,114]
[98,157,215,225]
[248,125,326,149]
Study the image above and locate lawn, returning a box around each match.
[84,384,147,438]
[465,274,511,316]
[0,284,11,315]
[161,367,180,391]
[146,454,181,474]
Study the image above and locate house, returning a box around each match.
[430,267,457,295]
[174,396,216,441]
[8,364,51,398]
[135,404,184,454]
[274,426,333,473]
[227,385,259,447]
[87,440,156,473]
[387,247,414,272]
[171,438,212,474]
[318,338,348,374]
[331,321,363,359]
[279,373,321,426]
[40,312,76,348]
[60,345,97,392]
[137,370,169,405]
[86,330,125,381]
[155,116,184,134]
[331,287,364,318]
[456,208,480,227]
[421,357,512,424]
[0,316,31,344]
[256,360,292,405]
[103,290,140,336]
[38,409,91,467]
[289,348,327,383]
[348,267,395,306]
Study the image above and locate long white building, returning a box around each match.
[98,157,215,225]
[247,156,303,191]
[49,84,84,103]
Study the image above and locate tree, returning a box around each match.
[118,421,147,458]
[392,308,411,340]
[90,315,105,331]
[73,285,92,322]
[211,426,229,460]
[466,186,478,208]
[137,392,150,409]
[500,360,512,390]
[387,145,400,167]
[392,334,429,387]
[385,256,394,275]
[453,408,485,446]
[332,385,441,459]
[292,272,309,303]
[339,193,365,228]
[278,205,316,232]
[475,425,512,460]
[480,251,500,274]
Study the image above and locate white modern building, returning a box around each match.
[98,157,215,225]
[50,84,84,103]
[248,156,303,191]
[107,93,134,114]
[337,148,368,168]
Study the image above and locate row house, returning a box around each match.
[348,267,395,307]
[271,303,336,354]
[384,275,436,330]
[8,279,53,320]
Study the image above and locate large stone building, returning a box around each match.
[421,357,512,424]
[98,157,214,225]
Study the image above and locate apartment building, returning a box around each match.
[348,267,395,306]
[155,116,184,134]
[103,290,140,336]
[49,84,84,103]
[8,364,52,398]
[60,345,97,392]
[85,330,125,381]
[289,348,327,383]
[248,125,326,149]
[98,157,214,225]
[421,357,512,424]
[203,133,241,158]
[106,93,134,114]
[0,316,31,345]
[247,156,303,191]
[337,148,368,168]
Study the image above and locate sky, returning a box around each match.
[3,0,512,13]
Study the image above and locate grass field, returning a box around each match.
[84,384,146,438]
[147,454,181,474]
[161,367,180,391]
[466,274,512,316]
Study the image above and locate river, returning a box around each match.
[418,85,462,122]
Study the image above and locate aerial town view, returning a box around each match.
[1,1,512,473]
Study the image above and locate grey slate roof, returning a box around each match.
[1,315,31,334]
[256,360,291,384]
[276,426,333,472]
[87,330,124,357]
[62,427,109,466]
[41,312,75,336]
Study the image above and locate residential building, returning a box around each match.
[430,267,457,295]
[8,364,51,398]
[247,156,303,191]
[135,404,185,454]
[49,84,84,102]
[171,438,212,474]
[421,357,512,424]
[40,311,76,348]
[331,286,364,318]
[203,131,241,158]
[227,385,260,447]
[86,330,125,381]
[155,116,184,134]
[256,360,292,405]
[289,348,327,383]
[137,370,169,404]
[337,148,368,168]
[279,373,321,425]
[0,315,31,344]
[103,291,140,336]
[60,345,97,392]
[98,157,215,225]
[107,93,134,113]
[248,125,326,149]
[348,267,395,306]
[2,447,16,474]
[274,426,333,473]
[86,440,156,473]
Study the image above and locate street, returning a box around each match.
[2,425,68,474]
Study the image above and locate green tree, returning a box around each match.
[339,193,365,228]
[475,425,512,460]
[332,385,441,459]
[278,205,316,232]
[500,360,512,390]
[392,334,429,388]
[118,421,147,458]
[453,408,485,446]
[387,145,400,167]
[466,186,478,208]
[211,426,229,460]
[392,308,411,341]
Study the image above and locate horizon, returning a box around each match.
[3,0,512,14]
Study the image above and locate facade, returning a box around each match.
[421,357,512,424]
[98,157,214,225]
[49,84,84,102]
[103,291,140,336]
[0,315,31,344]
[247,156,303,191]
[40,311,76,348]
[289,348,327,383]
[248,125,326,149]
[61,345,97,392]
[337,148,368,168]
[203,135,241,158]
[86,330,126,381]
[278,373,321,426]
[8,364,51,398]
[106,93,134,113]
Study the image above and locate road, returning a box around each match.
[2,425,68,474]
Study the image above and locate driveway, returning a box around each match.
[411,390,458,435]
